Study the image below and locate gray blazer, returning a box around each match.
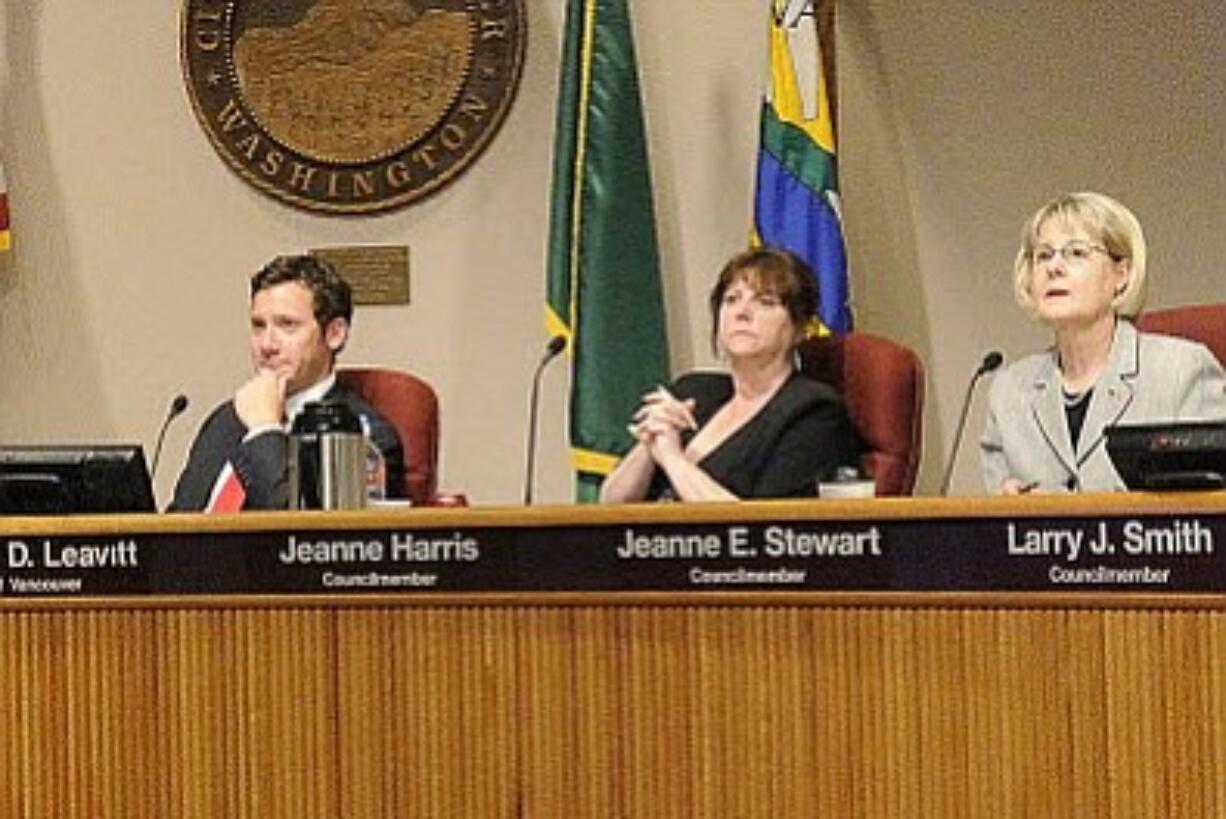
[980,320,1226,493]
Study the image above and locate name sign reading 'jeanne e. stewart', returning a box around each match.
[1,509,1225,597]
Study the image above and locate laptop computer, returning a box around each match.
[1105,421,1226,490]
[0,444,157,514]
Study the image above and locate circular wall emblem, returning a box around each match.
[181,0,526,214]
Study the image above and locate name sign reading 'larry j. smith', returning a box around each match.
[181,0,526,214]
[2,509,1226,598]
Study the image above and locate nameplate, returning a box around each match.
[1,507,1223,597]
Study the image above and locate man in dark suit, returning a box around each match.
[169,254,404,511]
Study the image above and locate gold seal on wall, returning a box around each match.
[181,0,525,214]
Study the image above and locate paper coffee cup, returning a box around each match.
[817,479,876,499]
[366,498,414,509]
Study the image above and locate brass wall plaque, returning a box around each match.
[311,245,410,305]
[181,0,526,214]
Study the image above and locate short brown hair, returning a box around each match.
[708,247,817,349]
[251,254,353,328]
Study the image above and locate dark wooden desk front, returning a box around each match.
[2,495,1224,817]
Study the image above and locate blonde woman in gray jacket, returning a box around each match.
[980,192,1226,494]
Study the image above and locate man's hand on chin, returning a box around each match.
[235,369,288,431]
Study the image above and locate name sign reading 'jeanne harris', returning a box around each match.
[181,0,526,214]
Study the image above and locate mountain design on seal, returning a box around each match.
[234,0,473,163]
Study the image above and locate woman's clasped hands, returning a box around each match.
[628,386,698,460]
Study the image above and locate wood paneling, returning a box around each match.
[3,600,1226,817]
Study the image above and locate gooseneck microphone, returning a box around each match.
[939,351,1003,496]
[151,393,190,481]
[523,335,567,505]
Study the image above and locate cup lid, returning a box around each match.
[291,400,362,435]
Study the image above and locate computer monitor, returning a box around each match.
[0,445,156,515]
[1105,421,1226,490]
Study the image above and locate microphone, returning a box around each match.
[523,335,567,505]
[151,393,190,481]
[939,351,1003,496]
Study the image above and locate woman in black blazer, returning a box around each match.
[599,248,860,502]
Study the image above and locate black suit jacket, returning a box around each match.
[168,383,404,511]
[646,371,861,499]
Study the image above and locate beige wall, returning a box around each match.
[1,1,1223,505]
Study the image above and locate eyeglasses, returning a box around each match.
[1032,241,1115,267]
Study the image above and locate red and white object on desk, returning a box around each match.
[206,462,246,513]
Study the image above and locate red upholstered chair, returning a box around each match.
[336,367,439,506]
[1136,304,1226,367]
[797,332,925,496]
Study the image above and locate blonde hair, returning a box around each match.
[1012,191,1147,319]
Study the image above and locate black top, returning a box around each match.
[168,383,404,511]
[645,371,861,500]
[1064,387,1093,452]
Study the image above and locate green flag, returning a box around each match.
[546,0,669,502]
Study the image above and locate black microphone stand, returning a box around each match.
[151,394,190,481]
[524,337,566,505]
[939,352,1002,496]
